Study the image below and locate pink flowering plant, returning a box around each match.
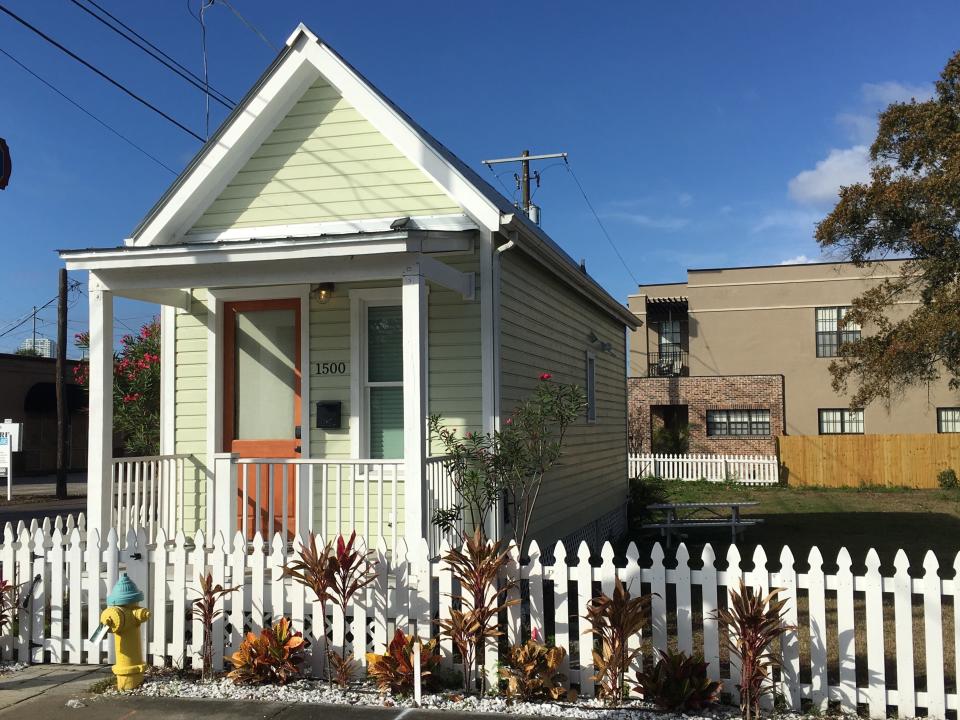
[75,318,161,455]
[429,373,586,550]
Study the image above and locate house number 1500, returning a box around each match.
[314,362,346,375]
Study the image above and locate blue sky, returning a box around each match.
[1,1,958,355]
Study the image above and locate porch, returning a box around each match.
[64,222,495,555]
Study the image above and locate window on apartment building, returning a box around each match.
[815,307,861,357]
[938,408,960,433]
[818,408,864,434]
[585,351,597,423]
[706,409,771,436]
[659,319,682,356]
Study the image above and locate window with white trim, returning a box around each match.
[706,409,770,436]
[585,351,597,423]
[818,408,864,434]
[938,408,960,433]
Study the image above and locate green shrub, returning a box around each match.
[938,468,959,489]
[635,648,721,711]
[628,476,670,530]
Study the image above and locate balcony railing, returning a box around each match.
[647,350,687,377]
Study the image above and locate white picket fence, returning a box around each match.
[0,516,957,718]
[629,452,780,484]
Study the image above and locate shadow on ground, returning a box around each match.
[627,511,960,575]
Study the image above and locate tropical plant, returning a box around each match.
[281,532,335,678]
[437,527,518,694]
[430,373,586,550]
[74,318,161,455]
[366,628,441,695]
[0,574,17,636]
[713,581,794,720]
[635,648,721,711]
[938,468,959,489]
[191,572,238,681]
[326,531,378,686]
[814,50,960,406]
[499,638,567,702]
[227,617,307,685]
[584,576,651,704]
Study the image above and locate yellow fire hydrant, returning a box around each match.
[100,573,151,690]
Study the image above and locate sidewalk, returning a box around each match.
[6,472,87,499]
[0,665,524,720]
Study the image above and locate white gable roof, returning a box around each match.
[124,24,637,328]
[130,25,505,246]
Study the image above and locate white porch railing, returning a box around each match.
[425,455,462,552]
[110,454,201,543]
[220,458,405,550]
[629,452,780,485]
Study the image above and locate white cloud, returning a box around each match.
[861,81,934,106]
[788,145,870,205]
[780,254,816,265]
[604,211,690,231]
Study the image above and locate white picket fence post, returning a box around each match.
[0,515,956,718]
[629,452,780,484]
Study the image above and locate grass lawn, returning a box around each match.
[630,480,960,573]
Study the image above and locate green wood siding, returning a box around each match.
[498,251,628,544]
[174,290,209,532]
[191,79,461,232]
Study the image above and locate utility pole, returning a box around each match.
[482,150,568,224]
[55,269,68,500]
[31,305,37,351]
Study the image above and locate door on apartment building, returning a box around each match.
[223,299,301,539]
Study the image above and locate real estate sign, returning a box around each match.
[0,419,23,501]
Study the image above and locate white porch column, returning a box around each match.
[87,280,113,536]
[402,264,427,544]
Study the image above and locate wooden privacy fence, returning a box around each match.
[778,434,960,488]
[629,452,780,484]
[1,516,958,718]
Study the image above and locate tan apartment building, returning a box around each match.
[627,259,960,454]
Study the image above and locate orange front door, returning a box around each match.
[223,299,301,539]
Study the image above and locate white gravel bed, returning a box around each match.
[117,674,746,719]
[0,661,28,676]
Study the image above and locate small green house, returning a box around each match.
[61,24,637,553]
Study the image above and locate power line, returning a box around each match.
[0,2,205,142]
[0,281,82,339]
[0,46,177,175]
[67,0,236,109]
[216,0,277,52]
[563,159,641,286]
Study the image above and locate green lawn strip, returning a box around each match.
[632,481,960,572]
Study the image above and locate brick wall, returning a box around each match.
[628,375,785,454]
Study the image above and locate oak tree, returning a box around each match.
[816,51,960,406]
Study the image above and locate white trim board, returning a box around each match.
[348,286,429,460]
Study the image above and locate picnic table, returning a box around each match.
[642,501,763,548]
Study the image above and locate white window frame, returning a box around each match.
[349,287,428,459]
[585,350,597,424]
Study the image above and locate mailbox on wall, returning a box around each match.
[316,401,342,429]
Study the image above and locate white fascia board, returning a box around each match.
[93,254,418,293]
[300,40,502,231]
[130,37,321,247]
[184,213,478,244]
[63,230,476,272]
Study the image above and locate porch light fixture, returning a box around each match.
[312,282,335,304]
